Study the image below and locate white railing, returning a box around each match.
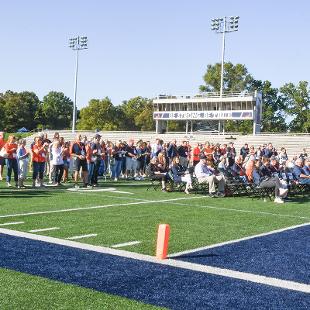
[154,91,255,100]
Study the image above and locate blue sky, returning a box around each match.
[1,1,309,108]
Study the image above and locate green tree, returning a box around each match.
[250,80,287,132]
[199,62,254,93]
[41,91,73,129]
[280,81,310,133]
[119,96,155,130]
[134,101,155,131]
[78,97,120,130]
[1,90,41,131]
[0,93,6,130]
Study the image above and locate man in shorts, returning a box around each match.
[70,134,88,187]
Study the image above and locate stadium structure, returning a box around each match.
[152,91,262,135]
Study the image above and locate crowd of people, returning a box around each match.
[0,131,309,203]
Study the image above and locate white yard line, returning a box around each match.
[0,228,309,294]
[111,241,141,248]
[0,221,24,226]
[200,205,310,220]
[0,196,206,219]
[29,227,60,233]
[167,201,310,220]
[66,234,98,240]
[67,187,133,194]
[169,222,310,258]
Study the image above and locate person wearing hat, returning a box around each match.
[194,154,226,197]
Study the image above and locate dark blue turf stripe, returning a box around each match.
[176,225,310,284]
[0,234,309,309]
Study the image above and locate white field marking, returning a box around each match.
[66,234,98,240]
[73,189,134,195]
[29,227,60,233]
[0,221,24,226]
[0,196,207,219]
[67,187,133,194]
[169,222,310,258]
[111,241,141,248]
[168,201,310,220]
[0,228,309,294]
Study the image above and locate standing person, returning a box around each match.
[111,141,126,181]
[70,134,88,188]
[151,138,162,158]
[192,142,202,167]
[0,131,5,180]
[240,143,249,160]
[51,140,64,186]
[62,141,70,183]
[177,141,189,168]
[125,139,138,179]
[17,139,30,188]
[167,140,178,164]
[90,134,103,186]
[32,137,48,187]
[3,135,18,187]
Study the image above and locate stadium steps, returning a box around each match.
[25,131,310,159]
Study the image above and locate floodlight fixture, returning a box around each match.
[211,16,240,97]
[68,35,88,132]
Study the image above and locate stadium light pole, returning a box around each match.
[69,36,88,133]
[211,16,239,97]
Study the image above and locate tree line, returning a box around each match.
[0,62,309,133]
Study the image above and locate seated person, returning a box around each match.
[231,155,247,182]
[194,154,226,197]
[293,158,310,184]
[170,156,192,194]
[303,158,310,176]
[146,156,168,191]
[269,156,280,175]
[259,157,287,203]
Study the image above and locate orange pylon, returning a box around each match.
[156,224,170,259]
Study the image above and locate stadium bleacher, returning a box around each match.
[25,130,310,159]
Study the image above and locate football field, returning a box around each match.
[0,180,309,309]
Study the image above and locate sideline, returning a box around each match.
[0,228,309,294]
[0,196,207,219]
[169,222,310,257]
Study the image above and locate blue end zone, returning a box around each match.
[0,234,309,309]
[176,225,310,284]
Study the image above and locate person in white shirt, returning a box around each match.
[51,140,64,186]
[194,154,226,197]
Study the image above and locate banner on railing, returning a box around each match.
[153,110,253,120]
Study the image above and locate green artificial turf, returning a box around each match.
[0,268,165,310]
[0,177,309,308]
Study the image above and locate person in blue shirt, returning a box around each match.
[293,158,310,184]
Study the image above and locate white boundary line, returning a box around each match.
[29,227,60,233]
[0,221,24,226]
[0,228,309,294]
[168,201,310,220]
[169,222,310,258]
[112,241,141,248]
[0,196,207,219]
[66,234,98,240]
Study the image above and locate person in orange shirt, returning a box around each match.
[0,131,5,180]
[203,141,214,163]
[3,135,18,187]
[32,136,48,187]
[191,142,202,167]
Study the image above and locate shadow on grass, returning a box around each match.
[0,188,54,198]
